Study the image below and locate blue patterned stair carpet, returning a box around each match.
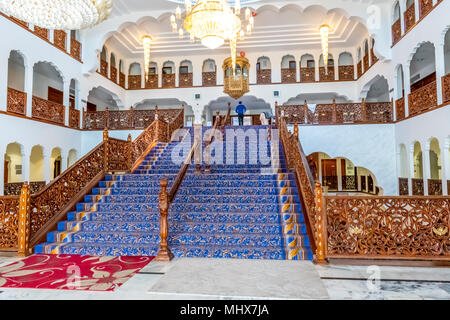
[35,125,313,260]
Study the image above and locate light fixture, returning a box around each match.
[320,24,330,74]
[170,0,255,73]
[0,0,113,30]
[142,36,152,81]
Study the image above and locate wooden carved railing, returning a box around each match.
[300,67,315,82]
[257,69,272,84]
[408,81,437,115]
[322,196,450,260]
[392,19,402,45]
[412,178,425,195]
[363,55,369,73]
[32,96,65,125]
[0,196,20,250]
[110,66,118,83]
[319,67,335,82]
[4,181,45,196]
[404,5,416,32]
[366,101,393,122]
[442,74,450,104]
[179,73,193,87]
[53,30,66,51]
[128,75,141,89]
[145,75,158,89]
[419,0,433,18]
[34,26,48,40]
[70,39,82,61]
[100,59,108,78]
[395,97,405,121]
[338,65,354,81]
[399,178,409,195]
[119,72,126,88]
[7,87,27,115]
[428,179,443,196]
[162,74,175,88]
[371,48,379,65]
[281,69,296,83]
[357,61,362,78]
[69,108,80,129]
[202,72,217,86]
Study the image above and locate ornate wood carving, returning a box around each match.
[300,67,315,82]
[257,69,271,84]
[32,96,65,124]
[34,26,48,40]
[357,61,362,78]
[53,30,66,51]
[69,108,80,129]
[319,67,335,82]
[0,196,20,249]
[119,72,126,88]
[18,182,31,256]
[100,59,108,78]
[128,75,141,89]
[412,178,425,195]
[110,66,117,83]
[70,39,82,61]
[325,196,450,259]
[395,97,405,121]
[342,176,357,190]
[4,181,45,196]
[338,66,354,81]
[408,81,437,115]
[366,102,393,122]
[442,74,450,104]
[155,179,174,261]
[399,178,409,195]
[419,0,433,18]
[314,182,326,264]
[363,55,369,73]
[202,72,217,86]
[278,104,313,124]
[84,111,106,130]
[370,48,379,65]
[145,74,158,89]
[392,19,402,45]
[428,179,443,196]
[179,73,193,87]
[404,5,416,32]
[107,138,131,171]
[7,87,27,115]
[162,74,175,88]
[281,69,296,83]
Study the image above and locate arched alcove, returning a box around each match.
[365,76,390,102]
[162,61,176,88]
[319,53,334,81]
[281,55,296,83]
[202,59,217,86]
[128,62,142,89]
[50,147,62,180]
[67,149,77,168]
[7,50,25,92]
[399,144,408,178]
[32,62,64,103]
[337,52,354,81]
[413,141,423,179]
[256,56,271,84]
[30,145,44,182]
[4,142,23,184]
[179,60,193,87]
[429,138,442,180]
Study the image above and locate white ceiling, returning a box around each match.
[105,1,370,59]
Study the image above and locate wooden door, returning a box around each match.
[4,161,8,185]
[53,160,61,178]
[48,87,63,104]
[322,159,337,190]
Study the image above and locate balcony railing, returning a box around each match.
[7,87,26,115]
[300,67,315,82]
[392,19,402,45]
[408,80,437,116]
[281,68,296,83]
[257,69,271,84]
[395,97,405,121]
[53,30,66,51]
[202,72,217,86]
[338,65,354,81]
[32,96,65,125]
[442,74,450,104]
[404,5,416,32]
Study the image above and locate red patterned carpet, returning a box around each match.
[0,254,153,291]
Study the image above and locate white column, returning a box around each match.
[63,80,70,126]
[192,60,203,86]
[399,2,406,34]
[423,142,431,195]
[66,30,71,53]
[368,41,373,66]
[175,62,180,87]
[43,153,51,183]
[404,64,411,117]
[216,61,224,86]
[49,30,55,44]
[192,103,204,125]
[272,56,282,83]
[443,140,449,195]
[333,54,339,81]
[0,152,4,196]
[314,57,320,82]
[60,150,68,173]
[22,148,31,183]
[24,63,34,117]
[414,0,420,22]
[295,60,300,82]
[435,43,445,105]
[0,53,8,112]
[409,144,415,195]
[353,52,358,79]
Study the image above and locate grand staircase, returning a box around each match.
[35,125,312,260]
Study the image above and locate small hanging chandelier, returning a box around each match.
[142,36,152,81]
[0,0,113,30]
[320,24,330,74]
[170,0,254,73]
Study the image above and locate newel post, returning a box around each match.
[105,107,110,129]
[314,181,327,264]
[293,123,299,140]
[103,128,109,172]
[331,99,337,123]
[18,182,31,257]
[129,106,134,128]
[155,179,174,261]
[127,134,132,171]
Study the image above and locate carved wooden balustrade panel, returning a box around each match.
[419,0,433,18]
[4,183,23,196]
[281,69,296,83]
[366,102,393,122]
[133,110,156,128]
[84,111,106,130]
[53,30,66,51]
[395,97,405,121]
[300,67,315,82]
[277,105,312,124]
[0,197,20,249]
[107,138,130,172]
[342,176,357,190]
[313,105,334,124]
[162,74,175,88]
[30,182,46,194]
[392,19,402,45]
[399,178,409,195]
[335,103,363,123]
[128,75,141,89]
[70,39,82,61]
[202,72,217,86]
[30,144,105,237]
[325,196,450,259]
[100,60,108,78]
[363,55,369,73]
[442,74,450,103]
[357,62,362,78]
[32,96,65,124]
[338,66,354,81]
[145,75,158,89]
[408,81,437,115]
[108,110,131,130]
[412,178,425,195]
[168,110,185,140]
[257,70,271,84]
[428,179,443,196]
[371,49,379,65]
[69,108,80,129]
[110,67,117,83]
[131,123,157,164]
[319,67,335,82]
[34,26,48,40]
[7,87,26,115]
[404,5,416,31]
[179,73,193,87]
[119,72,126,88]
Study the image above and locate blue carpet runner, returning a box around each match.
[35,125,313,260]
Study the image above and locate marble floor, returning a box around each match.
[0,256,449,300]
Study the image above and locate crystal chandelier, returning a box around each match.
[170,0,254,72]
[319,24,330,74]
[142,36,152,81]
[0,0,113,30]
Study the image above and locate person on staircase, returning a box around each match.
[235,101,247,126]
